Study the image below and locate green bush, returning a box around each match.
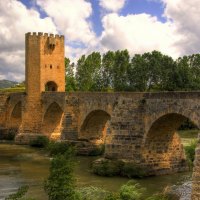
[29,135,49,148]
[92,159,123,177]
[146,187,179,200]
[119,181,144,200]
[76,182,144,200]
[104,193,120,200]
[121,162,147,178]
[77,186,110,200]
[92,159,148,178]
[146,194,169,200]
[88,144,105,156]
[184,139,197,168]
[47,141,73,156]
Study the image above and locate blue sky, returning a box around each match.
[0,0,199,81]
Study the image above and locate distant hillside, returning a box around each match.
[0,80,18,89]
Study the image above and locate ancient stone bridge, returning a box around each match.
[1,91,200,176]
[1,32,200,199]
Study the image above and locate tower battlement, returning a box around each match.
[25,32,64,40]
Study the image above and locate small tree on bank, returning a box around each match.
[44,145,79,200]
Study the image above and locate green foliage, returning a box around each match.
[76,52,101,91]
[0,87,25,92]
[101,51,115,91]
[104,193,120,200]
[146,194,169,200]
[178,119,198,130]
[113,50,130,91]
[47,141,73,156]
[119,181,144,200]
[184,139,198,168]
[146,187,179,200]
[29,135,49,148]
[92,159,147,178]
[88,144,105,156]
[65,58,77,92]
[92,159,123,177]
[76,181,144,200]
[5,185,30,200]
[65,50,200,92]
[121,163,147,178]
[44,146,79,200]
[77,186,110,200]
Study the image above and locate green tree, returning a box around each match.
[175,56,194,90]
[44,146,79,200]
[182,54,200,90]
[76,52,101,91]
[113,50,130,91]
[65,58,77,91]
[128,54,148,91]
[101,51,115,91]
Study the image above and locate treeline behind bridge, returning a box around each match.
[65,50,200,92]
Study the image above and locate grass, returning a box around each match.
[178,129,199,147]
[0,87,25,93]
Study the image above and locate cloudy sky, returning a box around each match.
[0,0,199,81]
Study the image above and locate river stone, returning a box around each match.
[170,181,192,200]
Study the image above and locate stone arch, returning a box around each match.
[45,81,58,91]
[143,113,199,175]
[42,102,64,140]
[80,110,111,143]
[9,101,22,129]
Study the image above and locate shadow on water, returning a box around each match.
[0,144,192,200]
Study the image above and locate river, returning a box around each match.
[0,144,191,200]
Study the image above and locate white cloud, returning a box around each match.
[99,0,126,12]
[0,0,57,81]
[162,0,200,55]
[100,13,181,57]
[36,0,96,45]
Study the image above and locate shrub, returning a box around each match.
[121,162,147,178]
[119,181,144,200]
[88,144,105,156]
[77,186,110,200]
[184,139,197,168]
[92,159,148,178]
[146,187,179,200]
[92,159,123,177]
[29,135,49,148]
[47,141,73,156]
[104,193,120,200]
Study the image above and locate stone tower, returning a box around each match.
[16,32,65,143]
[25,32,65,95]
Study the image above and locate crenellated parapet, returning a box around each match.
[25,32,64,39]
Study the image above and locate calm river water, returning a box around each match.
[0,144,191,200]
